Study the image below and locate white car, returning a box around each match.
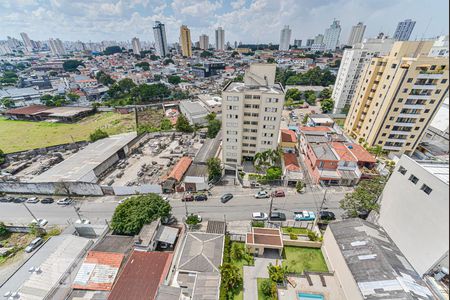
[31,218,48,227]
[75,219,90,224]
[252,212,268,221]
[254,191,270,199]
[26,197,39,203]
[57,198,73,205]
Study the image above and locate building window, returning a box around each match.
[408,174,419,184]
[393,108,399,112]
[407,78,413,83]
[252,95,261,99]
[244,95,252,99]
[391,63,397,68]
[398,166,407,175]
[402,88,408,93]
[441,79,447,84]
[420,184,433,195]
[435,89,441,94]
[398,98,403,103]
[252,104,260,109]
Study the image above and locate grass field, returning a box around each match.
[282,246,328,274]
[0,112,136,153]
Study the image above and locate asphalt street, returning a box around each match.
[0,185,349,226]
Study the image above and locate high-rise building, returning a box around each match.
[215,27,225,51]
[294,39,302,48]
[323,20,341,51]
[221,64,285,172]
[20,32,33,50]
[393,19,416,41]
[153,21,169,57]
[306,39,315,47]
[199,34,209,50]
[347,22,366,46]
[344,40,449,156]
[332,37,395,113]
[279,25,292,51]
[131,37,142,55]
[180,25,192,57]
[48,38,65,56]
[314,34,324,44]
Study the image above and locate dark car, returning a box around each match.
[269,212,286,221]
[319,211,336,221]
[41,198,54,204]
[182,195,194,202]
[0,197,13,203]
[194,194,208,201]
[220,193,233,203]
[13,197,27,203]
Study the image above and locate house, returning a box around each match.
[280,129,297,153]
[282,153,303,186]
[197,94,222,114]
[322,219,434,300]
[184,164,209,192]
[179,100,209,125]
[308,114,335,127]
[134,219,179,252]
[163,157,193,193]
[246,227,284,257]
[0,87,42,107]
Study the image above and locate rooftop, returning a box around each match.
[5,104,49,115]
[92,235,134,254]
[191,272,221,300]
[415,158,449,185]
[328,219,434,300]
[193,134,221,164]
[168,156,193,182]
[246,227,283,248]
[311,143,339,161]
[281,129,297,143]
[180,100,209,115]
[300,126,334,132]
[108,251,172,300]
[283,153,301,172]
[347,143,377,164]
[155,286,181,300]
[224,81,284,94]
[31,133,137,183]
[0,87,40,98]
[206,221,227,235]
[332,142,358,162]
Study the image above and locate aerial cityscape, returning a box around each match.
[0,1,448,300]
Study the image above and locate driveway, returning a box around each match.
[243,253,282,300]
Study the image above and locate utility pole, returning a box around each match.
[313,189,327,228]
[22,203,39,223]
[73,206,82,221]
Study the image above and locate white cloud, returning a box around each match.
[230,0,245,9]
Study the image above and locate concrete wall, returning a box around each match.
[0,182,104,196]
[93,153,119,177]
[322,228,363,300]
[112,184,162,196]
[283,239,322,248]
[4,141,88,161]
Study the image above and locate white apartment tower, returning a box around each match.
[215,27,225,51]
[323,20,341,51]
[279,25,292,51]
[131,37,142,55]
[347,22,366,46]
[332,37,395,113]
[48,38,65,56]
[199,34,209,50]
[153,21,169,57]
[20,32,33,51]
[222,64,285,172]
[393,19,416,41]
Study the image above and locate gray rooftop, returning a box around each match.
[135,220,160,248]
[0,87,40,98]
[206,221,227,235]
[155,225,179,245]
[177,232,224,273]
[185,164,209,177]
[92,234,134,253]
[31,133,137,183]
[311,143,338,161]
[156,285,182,300]
[192,273,221,300]
[180,100,209,115]
[416,159,449,185]
[328,219,434,300]
[194,134,222,164]
[224,82,283,94]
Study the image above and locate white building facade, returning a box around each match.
[323,20,341,51]
[48,38,65,56]
[131,37,142,55]
[215,27,225,51]
[221,64,285,172]
[199,34,209,50]
[332,37,395,113]
[153,21,169,57]
[279,25,292,51]
[374,155,449,276]
[347,22,366,46]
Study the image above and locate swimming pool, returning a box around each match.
[297,293,324,300]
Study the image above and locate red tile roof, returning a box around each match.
[347,143,377,163]
[108,251,172,300]
[331,142,357,162]
[281,129,297,143]
[246,228,283,248]
[5,105,49,115]
[300,126,333,132]
[167,157,192,182]
[283,153,301,172]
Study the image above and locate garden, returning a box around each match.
[282,246,328,274]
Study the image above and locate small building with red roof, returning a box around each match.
[282,153,304,186]
[280,129,298,153]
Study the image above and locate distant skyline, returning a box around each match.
[1,0,449,44]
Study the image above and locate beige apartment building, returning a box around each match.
[345,40,449,156]
[221,64,285,173]
[179,25,192,57]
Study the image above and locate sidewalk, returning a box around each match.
[243,256,281,300]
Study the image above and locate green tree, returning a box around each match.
[207,157,222,180]
[206,113,221,138]
[285,98,294,107]
[231,242,244,261]
[340,176,386,218]
[0,222,8,237]
[304,90,317,105]
[96,71,115,86]
[219,263,242,297]
[231,51,239,58]
[296,180,305,193]
[118,78,136,93]
[267,57,275,63]
[103,46,122,55]
[1,97,14,108]
[160,118,173,131]
[260,278,277,299]
[135,61,150,71]
[66,92,80,102]
[63,60,84,72]
[285,88,302,101]
[89,129,109,142]
[268,263,287,283]
[175,114,194,133]
[341,104,351,115]
[163,58,174,65]
[232,74,244,82]
[302,113,309,125]
[150,54,160,60]
[111,194,171,235]
[185,214,201,226]
[368,145,386,159]
[200,50,213,58]
[319,88,332,99]
[254,149,281,173]
[167,75,181,85]
[265,167,282,181]
[320,98,334,113]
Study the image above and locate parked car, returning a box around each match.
[269,212,286,221]
[0,197,13,203]
[194,194,208,201]
[250,182,261,188]
[31,218,48,227]
[13,197,27,203]
[293,211,316,221]
[41,198,54,204]
[182,195,194,202]
[220,193,233,203]
[57,198,73,205]
[254,191,270,199]
[319,211,336,221]
[26,197,39,204]
[271,190,285,197]
[252,212,268,221]
[25,237,43,253]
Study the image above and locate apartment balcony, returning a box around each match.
[417,73,444,80]
[394,122,415,127]
[391,130,412,135]
[383,145,403,151]
[407,94,431,100]
[398,113,421,118]
[403,104,425,109]
[387,138,407,143]
[412,84,436,90]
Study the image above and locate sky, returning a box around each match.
[1,0,449,45]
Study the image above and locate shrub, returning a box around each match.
[260,279,277,299]
[0,222,8,237]
[252,221,265,228]
[289,232,298,240]
[89,129,109,142]
[231,242,244,261]
[308,231,320,241]
[296,181,305,193]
